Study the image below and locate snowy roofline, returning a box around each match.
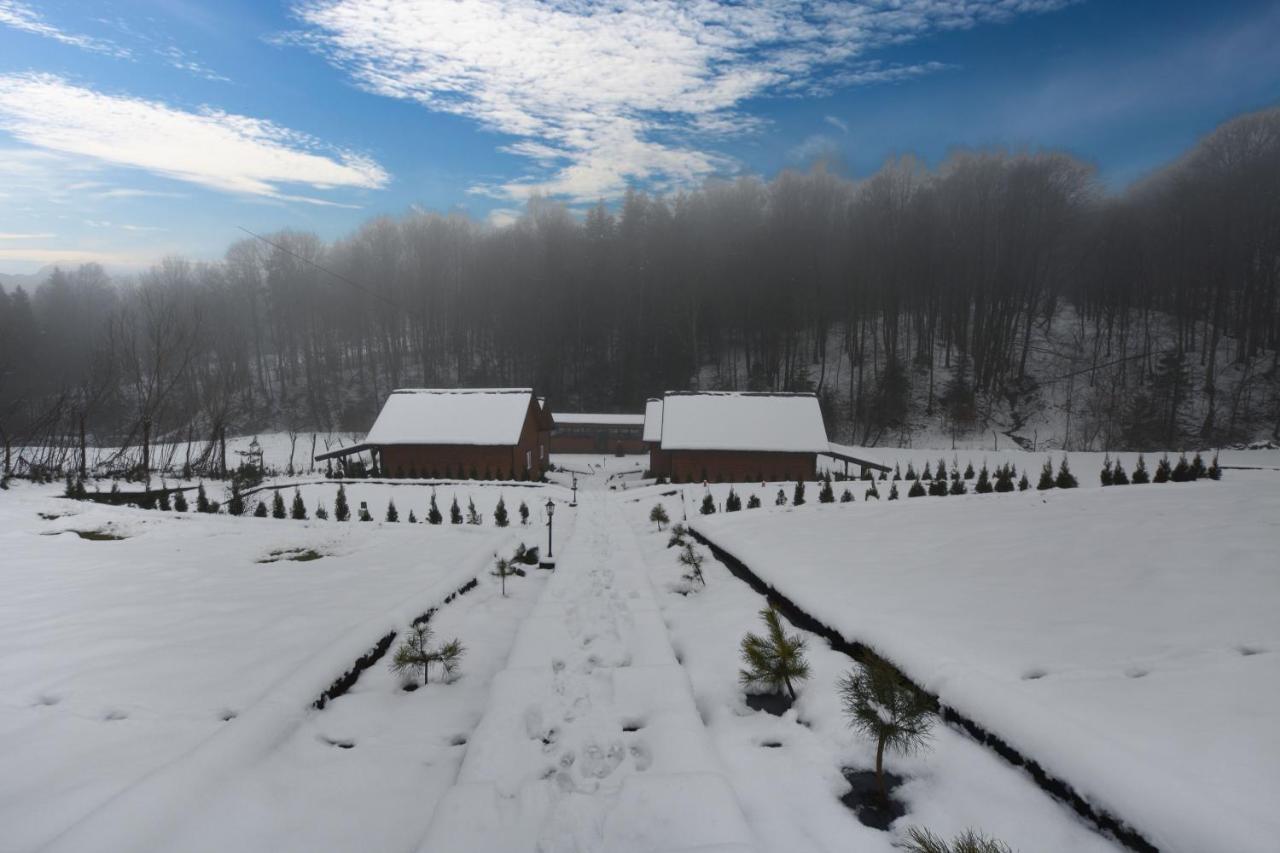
[389,388,534,395]
[657,391,828,453]
[663,390,818,399]
[553,412,644,427]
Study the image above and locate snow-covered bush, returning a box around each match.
[1154,454,1173,483]
[519,499,530,525]
[888,483,900,500]
[793,480,806,506]
[466,497,481,525]
[1100,455,1114,486]
[253,500,267,517]
[819,477,835,503]
[840,488,854,503]
[316,502,329,520]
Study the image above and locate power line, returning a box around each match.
[236,226,422,319]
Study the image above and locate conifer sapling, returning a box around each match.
[739,607,810,701]
[1037,460,1055,490]
[899,827,1013,853]
[1132,454,1150,484]
[428,491,442,524]
[839,656,934,802]
[1055,457,1078,488]
[701,492,716,515]
[793,480,806,505]
[316,502,329,520]
[725,488,742,512]
[1112,459,1129,485]
[272,490,287,518]
[650,503,669,530]
[519,499,530,525]
[493,495,509,527]
[335,484,350,521]
[840,488,854,502]
[908,479,926,498]
[466,497,481,524]
[888,482,900,500]
[197,483,211,513]
[775,488,787,506]
[292,488,308,520]
[678,541,705,589]
[253,500,267,517]
[747,493,762,509]
[450,495,463,524]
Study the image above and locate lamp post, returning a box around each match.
[542,494,558,568]
[571,474,578,507]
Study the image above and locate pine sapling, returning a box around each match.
[1190,452,1206,480]
[840,488,854,503]
[921,462,932,481]
[865,482,880,500]
[678,541,705,589]
[650,503,669,530]
[492,556,515,596]
[899,827,1013,853]
[725,488,742,512]
[292,488,308,520]
[739,607,810,701]
[949,476,967,495]
[253,500,267,517]
[450,496,463,524]
[888,482,900,500]
[1017,472,1030,491]
[358,502,373,522]
[335,484,350,521]
[667,522,688,549]
[1037,459,1055,490]
[228,484,245,515]
[839,656,934,803]
[1154,454,1172,483]
[316,502,329,520]
[775,488,787,506]
[905,463,917,481]
[793,480,806,505]
[272,490,287,518]
[1112,459,1129,485]
[1171,453,1191,482]
[519,499,530,525]
[908,479,926,498]
[1100,455,1114,487]
[747,493,762,508]
[1055,457,1078,488]
[1132,454,1150,484]
[466,497,481,524]
[700,492,716,515]
[407,509,417,523]
[819,478,835,503]
[493,495,509,527]
[428,491,443,525]
[964,462,975,480]
[1208,453,1222,480]
[928,476,948,496]
[158,488,172,511]
[384,499,398,522]
[197,483,211,513]
[390,623,434,687]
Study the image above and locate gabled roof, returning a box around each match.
[658,391,828,453]
[365,388,537,447]
[553,412,645,427]
[643,398,663,443]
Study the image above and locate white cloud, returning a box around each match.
[786,133,842,165]
[0,73,388,202]
[291,0,1067,201]
[0,231,55,240]
[824,115,849,134]
[0,0,130,57]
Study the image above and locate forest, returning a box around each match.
[1,106,1277,474]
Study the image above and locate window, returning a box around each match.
[526,450,532,469]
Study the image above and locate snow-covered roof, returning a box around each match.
[643,398,663,443]
[658,392,828,453]
[365,389,536,446]
[552,412,644,427]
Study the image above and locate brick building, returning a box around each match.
[315,388,553,479]
[550,412,646,454]
[645,391,829,482]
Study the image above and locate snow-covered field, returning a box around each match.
[686,470,1280,853]
[0,481,540,851]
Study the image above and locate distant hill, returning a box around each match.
[0,266,55,293]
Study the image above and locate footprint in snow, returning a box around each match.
[34,695,61,707]
[102,710,128,721]
[579,739,626,779]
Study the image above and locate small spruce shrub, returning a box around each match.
[900,826,1013,853]
[819,478,835,503]
[428,491,443,524]
[792,480,806,506]
[450,496,463,524]
[385,499,399,522]
[725,488,742,512]
[519,500,530,525]
[700,493,716,515]
[964,462,975,480]
[1171,454,1191,482]
[1037,460,1055,491]
[272,490,287,519]
[1055,458,1078,489]
[493,495,509,527]
[775,488,787,506]
[840,488,854,503]
[1017,472,1030,491]
[1132,454,1150,484]
[678,542,705,589]
[197,483,212,513]
[316,502,329,520]
[908,479,926,498]
[292,489,308,520]
[747,494,761,509]
[888,482,900,500]
[1100,455,1114,487]
[465,497,481,524]
[335,484,350,521]
[1112,459,1129,485]
[253,500,267,517]
[949,477,967,495]
[650,503,670,530]
[1154,455,1172,483]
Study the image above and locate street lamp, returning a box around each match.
[571,474,578,507]
[540,498,556,569]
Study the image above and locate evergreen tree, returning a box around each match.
[466,497,481,524]
[316,502,329,520]
[1017,472,1030,491]
[407,509,417,523]
[450,495,463,524]
[385,499,399,522]
[880,470,888,482]
[974,464,993,493]
[888,483,900,500]
[63,473,77,498]
[905,462,917,480]
[1154,455,1172,483]
[228,484,244,516]
[519,500,530,525]
[819,478,835,503]
[793,480,806,505]
[678,542,705,589]
[908,479,926,498]
[747,494,762,508]
[493,495,509,527]
[158,488,172,511]
[1055,458,1078,489]
[174,488,189,512]
[840,488,854,503]
[775,488,787,506]
[428,491,443,524]
[389,622,465,687]
[928,476,948,496]
[941,458,951,481]
[650,503,670,530]
[950,477,967,495]
[1171,454,1191,482]
[725,488,742,512]
[1037,460,1055,490]
[358,502,373,522]
[1132,454,1150,484]
[839,657,934,803]
[335,484,350,521]
[739,607,810,701]
[993,464,1013,493]
[197,483,211,513]
[900,827,1012,853]
[921,462,932,481]
[865,482,880,500]
[700,492,716,515]
[892,463,901,481]
[964,462,975,480]
[271,490,286,518]
[1208,453,1222,480]
[1190,452,1206,480]
[1100,455,1114,486]
[253,500,267,517]
[492,556,515,597]
[292,489,308,520]
[1112,459,1130,485]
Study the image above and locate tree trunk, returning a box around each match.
[875,735,887,802]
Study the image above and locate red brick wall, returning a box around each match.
[667,449,816,483]
[377,396,548,479]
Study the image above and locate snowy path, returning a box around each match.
[420,491,756,853]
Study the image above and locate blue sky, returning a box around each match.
[1,0,1277,274]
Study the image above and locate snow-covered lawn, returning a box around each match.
[687,472,1280,853]
[0,482,527,851]
[621,495,1120,853]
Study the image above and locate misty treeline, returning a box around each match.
[1,107,1278,475]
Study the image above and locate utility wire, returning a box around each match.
[236,226,423,319]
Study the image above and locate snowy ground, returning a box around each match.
[4,445,1276,852]
[0,481,536,851]
[686,470,1280,853]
